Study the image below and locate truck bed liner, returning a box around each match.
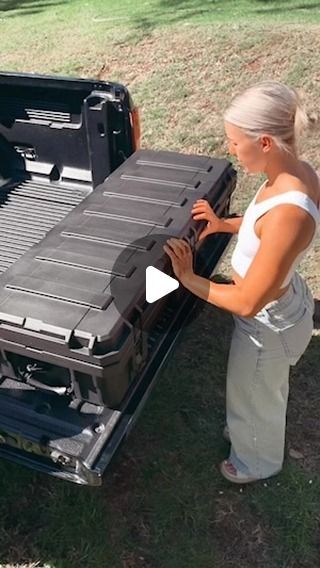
[0,178,90,274]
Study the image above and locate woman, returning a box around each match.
[163,80,320,484]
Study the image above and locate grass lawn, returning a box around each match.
[0,2,320,568]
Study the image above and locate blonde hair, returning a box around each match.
[224,80,317,155]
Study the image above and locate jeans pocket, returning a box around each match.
[279,311,314,365]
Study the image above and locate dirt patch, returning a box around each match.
[243,55,264,73]
[212,492,276,568]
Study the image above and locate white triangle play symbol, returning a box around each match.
[146,266,179,304]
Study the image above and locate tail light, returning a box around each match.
[130,107,141,151]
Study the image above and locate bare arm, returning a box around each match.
[180,205,315,317]
[191,199,243,238]
[217,215,243,234]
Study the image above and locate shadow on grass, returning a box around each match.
[254,2,320,14]
[0,0,62,17]
[0,300,319,567]
[159,0,289,4]
[125,0,320,41]
[129,6,213,41]
[313,298,320,328]
[159,0,320,10]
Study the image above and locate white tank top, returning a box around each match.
[231,182,320,289]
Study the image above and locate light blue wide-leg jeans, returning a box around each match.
[226,271,315,479]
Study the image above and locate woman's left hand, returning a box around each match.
[163,238,194,283]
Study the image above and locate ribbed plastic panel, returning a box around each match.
[0,179,90,274]
[0,96,72,123]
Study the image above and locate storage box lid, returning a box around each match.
[0,149,235,364]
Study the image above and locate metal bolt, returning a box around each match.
[51,450,71,466]
[93,423,105,434]
[58,454,71,466]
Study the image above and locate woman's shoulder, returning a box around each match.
[255,164,320,242]
[277,160,320,208]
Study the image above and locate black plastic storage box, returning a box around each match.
[0,72,236,484]
[0,148,235,406]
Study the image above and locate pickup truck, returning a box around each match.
[0,71,236,485]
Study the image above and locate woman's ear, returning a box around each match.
[260,135,273,153]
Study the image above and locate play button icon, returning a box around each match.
[109,232,207,336]
[146,266,179,304]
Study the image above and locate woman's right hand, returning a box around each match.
[191,199,222,241]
